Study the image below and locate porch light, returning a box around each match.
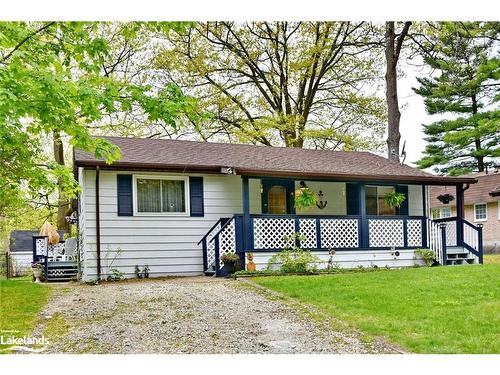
[220,166,236,175]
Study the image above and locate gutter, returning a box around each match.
[95,166,101,281]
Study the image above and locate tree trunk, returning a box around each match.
[471,94,485,172]
[385,22,401,163]
[53,131,71,233]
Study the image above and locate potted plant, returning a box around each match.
[384,191,406,209]
[31,262,44,283]
[220,252,240,274]
[295,181,317,209]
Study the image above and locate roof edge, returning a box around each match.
[75,160,477,185]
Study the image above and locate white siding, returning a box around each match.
[80,169,243,281]
[253,249,424,270]
[10,251,32,276]
[295,181,346,215]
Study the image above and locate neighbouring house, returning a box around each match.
[65,136,484,281]
[430,170,500,253]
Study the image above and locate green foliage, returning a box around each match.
[0,22,198,218]
[414,249,436,266]
[107,268,124,281]
[414,22,500,174]
[154,22,386,150]
[220,252,240,263]
[294,187,317,209]
[383,191,406,208]
[267,233,320,273]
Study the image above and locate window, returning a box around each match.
[474,203,487,221]
[134,176,188,215]
[431,208,441,219]
[366,186,396,216]
[440,207,451,218]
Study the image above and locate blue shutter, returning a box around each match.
[396,185,409,215]
[117,175,133,216]
[346,183,360,215]
[189,177,204,217]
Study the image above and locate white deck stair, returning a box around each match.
[445,246,478,265]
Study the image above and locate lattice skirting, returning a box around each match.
[368,219,404,247]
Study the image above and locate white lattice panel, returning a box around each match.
[218,219,236,266]
[407,219,422,247]
[253,218,295,249]
[369,219,404,247]
[35,237,48,256]
[206,222,222,267]
[48,243,64,259]
[299,219,317,249]
[444,221,457,246]
[320,218,359,248]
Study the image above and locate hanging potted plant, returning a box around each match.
[295,181,317,209]
[220,253,240,275]
[384,191,406,209]
[31,261,44,283]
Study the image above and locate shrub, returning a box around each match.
[415,249,436,266]
[220,252,240,263]
[267,248,320,273]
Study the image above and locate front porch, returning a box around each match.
[199,176,484,275]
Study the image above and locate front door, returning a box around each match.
[261,179,295,214]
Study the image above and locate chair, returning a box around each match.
[62,238,77,261]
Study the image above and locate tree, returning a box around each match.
[414,22,500,174]
[384,21,411,162]
[0,22,196,230]
[154,22,386,150]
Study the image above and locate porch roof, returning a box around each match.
[74,136,477,185]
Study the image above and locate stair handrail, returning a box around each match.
[427,218,445,265]
[197,217,230,246]
[460,217,483,262]
[208,216,236,244]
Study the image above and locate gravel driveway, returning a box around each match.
[32,277,398,354]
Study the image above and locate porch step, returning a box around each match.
[445,247,477,265]
[46,261,78,282]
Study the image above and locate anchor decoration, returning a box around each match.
[316,190,328,210]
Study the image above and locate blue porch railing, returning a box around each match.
[202,214,436,275]
[432,217,483,265]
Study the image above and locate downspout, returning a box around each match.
[95,166,101,281]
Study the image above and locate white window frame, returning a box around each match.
[473,202,487,222]
[133,174,190,216]
[440,207,452,219]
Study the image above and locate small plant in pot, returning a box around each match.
[220,252,240,274]
[31,261,44,283]
[384,191,406,209]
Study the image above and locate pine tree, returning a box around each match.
[414,22,500,175]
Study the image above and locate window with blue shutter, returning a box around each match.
[189,177,204,217]
[117,175,133,216]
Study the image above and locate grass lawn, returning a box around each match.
[485,253,500,265]
[254,265,500,353]
[0,277,51,352]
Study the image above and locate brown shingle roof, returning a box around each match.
[74,136,476,185]
[430,171,500,207]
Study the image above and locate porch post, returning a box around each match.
[421,185,428,248]
[242,176,250,253]
[456,184,464,246]
[359,183,368,248]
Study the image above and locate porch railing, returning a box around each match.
[249,214,426,250]
[430,217,483,264]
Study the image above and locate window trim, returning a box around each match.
[132,174,190,216]
[473,202,487,222]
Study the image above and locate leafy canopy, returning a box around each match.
[414,22,500,175]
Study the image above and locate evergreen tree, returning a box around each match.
[414,22,500,175]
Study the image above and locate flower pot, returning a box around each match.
[222,261,236,275]
[32,268,43,283]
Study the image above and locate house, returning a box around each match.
[71,136,483,281]
[430,170,500,252]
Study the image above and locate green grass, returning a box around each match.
[254,265,500,353]
[485,253,500,265]
[0,277,51,352]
